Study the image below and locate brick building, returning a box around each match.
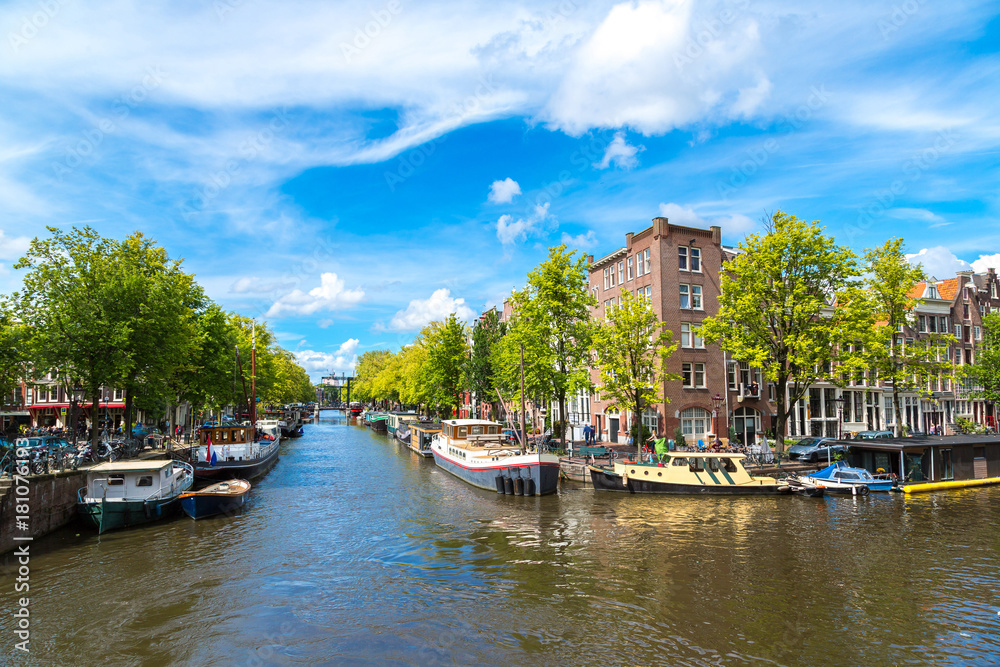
[586,217,733,444]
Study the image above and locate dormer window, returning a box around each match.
[924,284,940,299]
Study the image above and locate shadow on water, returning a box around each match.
[2,411,999,665]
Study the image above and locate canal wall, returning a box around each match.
[0,470,85,555]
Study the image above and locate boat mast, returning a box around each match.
[251,321,257,427]
[519,343,526,455]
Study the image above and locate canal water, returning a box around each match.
[3,413,999,665]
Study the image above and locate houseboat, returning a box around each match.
[589,452,791,495]
[386,411,418,435]
[844,434,1000,491]
[185,421,280,481]
[77,459,194,533]
[409,421,443,458]
[430,419,559,495]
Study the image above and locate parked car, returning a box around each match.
[786,437,849,463]
[856,430,894,440]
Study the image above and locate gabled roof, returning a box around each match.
[906,277,958,302]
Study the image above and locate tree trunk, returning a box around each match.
[774,379,787,449]
[90,387,100,448]
[125,388,134,439]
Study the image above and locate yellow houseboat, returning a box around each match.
[590,451,791,495]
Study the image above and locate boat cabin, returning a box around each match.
[83,460,187,502]
[410,421,443,455]
[608,451,781,488]
[200,424,253,445]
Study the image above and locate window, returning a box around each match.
[918,315,927,332]
[618,261,624,285]
[108,475,124,486]
[679,246,688,270]
[683,362,705,387]
[627,256,633,280]
[727,363,738,391]
[136,476,153,487]
[681,407,710,439]
[592,287,599,304]
[609,265,616,287]
[603,268,609,290]
[642,409,658,434]
[643,249,650,275]
[955,324,962,338]
[965,326,971,343]
[975,326,982,340]
[637,251,645,276]
[644,285,651,301]
[692,285,703,309]
[690,247,701,272]
[963,303,969,319]
[928,316,936,333]
[681,323,691,348]
[693,324,704,348]
[941,449,953,480]
[939,316,948,332]
[680,284,690,309]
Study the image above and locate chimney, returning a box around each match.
[653,216,667,238]
[626,232,633,251]
[710,225,721,245]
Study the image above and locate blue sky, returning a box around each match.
[1,0,999,379]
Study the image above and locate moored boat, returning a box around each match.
[430,419,559,495]
[77,460,195,534]
[179,478,251,519]
[188,421,280,482]
[806,461,894,492]
[589,452,791,495]
[409,421,442,457]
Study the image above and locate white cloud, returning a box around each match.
[560,230,598,249]
[265,272,364,318]
[230,275,296,295]
[496,202,552,245]
[906,247,972,279]
[972,254,1000,273]
[295,338,359,379]
[488,177,521,204]
[0,229,31,261]
[594,132,643,170]
[387,288,475,332]
[656,202,756,238]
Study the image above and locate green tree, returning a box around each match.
[700,211,866,448]
[354,349,392,405]
[15,227,134,447]
[862,239,955,436]
[497,245,596,444]
[109,232,203,437]
[465,308,506,419]
[0,301,26,415]
[425,314,469,416]
[592,291,678,442]
[172,303,238,416]
[964,312,1000,406]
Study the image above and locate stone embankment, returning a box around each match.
[0,470,85,555]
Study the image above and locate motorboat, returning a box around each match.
[431,419,559,495]
[589,452,792,495]
[77,460,194,534]
[179,478,251,519]
[807,461,895,492]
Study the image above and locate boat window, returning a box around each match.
[688,458,705,472]
[108,475,124,486]
[471,426,483,435]
[720,458,738,472]
[671,457,689,466]
[136,476,153,487]
[838,472,861,481]
[707,458,720,472]
[488,426,496,434]
[458,427,467,437]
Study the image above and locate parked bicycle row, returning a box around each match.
[0,433,155,477]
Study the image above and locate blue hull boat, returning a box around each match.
[807,461,895,492]
[179,479,251,519]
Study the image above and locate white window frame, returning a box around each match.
[690,247,701,273]
[680,284,690,309]
[603,268,609,290]
[627,256,633,281]
[693,324,705,348]
[694,362,706,388]
[691,285,703,310]
[680,323,691,348]
[644,285,651,301]
[643,249,650,276]
[679,246,688,271]
[617,261,624,285]
[637,251,645,276]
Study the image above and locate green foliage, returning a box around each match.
[495,245,596,442]
[425,314,469,415]
[700,211,866,446]
[861,238,955,435]
[353,349,392,403]
[592,291,678,437]
[0,302,26,409]
[963,312,1000,404]
[465,308,505,418]
[673,426,686,450]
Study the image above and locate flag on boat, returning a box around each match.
[206,435,213,465]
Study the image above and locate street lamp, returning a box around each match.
[711,393,724,447]
[835,396,846,441]
[70,385,85,445]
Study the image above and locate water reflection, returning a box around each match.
[1,413,998,665]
